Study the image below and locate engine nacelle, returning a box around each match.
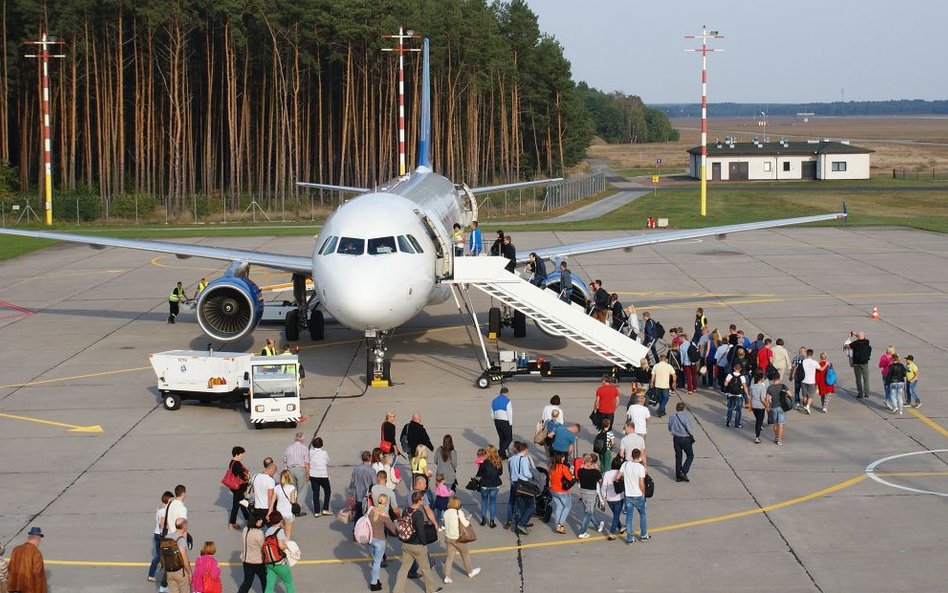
[534,273,591,338]
[196,277,264,341]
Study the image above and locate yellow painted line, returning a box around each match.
[0,412,102,433]
[149,255,221,272]
[0,366,152,390]
[908,408,948,439]
[43,472,869,568]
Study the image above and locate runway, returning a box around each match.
[1,226,946,592]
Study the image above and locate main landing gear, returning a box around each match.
[284,273,324,342]
[487,305,526,339]
[367,330,392,387]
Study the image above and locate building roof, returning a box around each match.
[687,140,873,157]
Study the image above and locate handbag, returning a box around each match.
[533,421,548,445]
[465,476,482,493]
[613,466,626,495]
[457,511,477,543]
[644,474,655,498]
[514,456,541,497]
[281,484,302,516]
[221,461,245,491]
[379,425,393,453]
[422,522,439,545]
[589,410,603,429]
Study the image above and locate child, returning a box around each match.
[594,418,616,472]
[905,355,921,408]
[191,541,222,593]
[473,448,487,467]
[432,474,454,526]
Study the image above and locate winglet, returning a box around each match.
[842,202,848,225]
[418,37,432,171]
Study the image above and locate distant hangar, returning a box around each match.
[688,139,872,181]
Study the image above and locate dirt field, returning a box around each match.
[589,116,948,174]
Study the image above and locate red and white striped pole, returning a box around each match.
[382,27,420,177]
[685,26,723,217]
[25,33,66,226]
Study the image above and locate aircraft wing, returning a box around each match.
[519,211,847,263]
[0,228,313,275]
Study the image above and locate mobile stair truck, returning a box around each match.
[149,350,301,428]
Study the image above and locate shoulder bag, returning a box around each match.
[676,414,696,445]
[613,462,626,495]
[514,457,541,497]
[221,460,245,491]
[456,510,477,544]
[281,484,302,516]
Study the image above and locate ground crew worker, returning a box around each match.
[261,338,276,356]
[168,282,187,324]
[196,277,208,295]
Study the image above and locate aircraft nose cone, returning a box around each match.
[317,257,421,330]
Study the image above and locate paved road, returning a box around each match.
[1,227,947,592]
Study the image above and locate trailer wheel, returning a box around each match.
[488,307,502,338]
[163,392,182,411]
[242,395,251,413]
[512,310,526,337]
[254,422,263,430]
[285,310,300,341]
[476,374,491,389]
[309,309,325,341]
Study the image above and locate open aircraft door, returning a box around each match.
[414,210,452,280]
[456,183,478,228]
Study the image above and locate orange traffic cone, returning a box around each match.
[871,306,879,320]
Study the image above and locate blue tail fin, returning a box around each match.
[418,38,432,170]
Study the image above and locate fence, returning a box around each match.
[891,168,948,181]
[476,168,606,219]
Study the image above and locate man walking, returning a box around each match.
[528,252,547,287]
[801,349,820,414]
[724,363,748,428]
[402,413,435,459]
[667,403,695,482]
[617,449,649,544]
[491,387,514,459]
[692,307,707,343]
[558,261,573,302]
[7,527,46,593]
[163,518,191,593]
[468,220,483,256]
[618,421,647,467]
[593,376,620,429]
[348,451,377,523]
[849,332,872,399]
[649,353,675,417]
[501,234,517,273]
[590,281,609,323]
[790,347,806,406]
[282,432,309,516]
[167,281,187,324]
[510,443,537,536]
[250,459,277,519]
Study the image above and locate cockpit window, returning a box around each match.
[317,236,338,256]
[367,236,397,255]
[407,234,424,253]
[337,237,365,255]
[397,235,415,254]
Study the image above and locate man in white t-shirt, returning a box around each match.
[626,395,651,438]
[618,449,648,544]
[650,354,676,417]
[801,348,820,414]
[251,457,277,518]
[164,485,187,537]
[618,421,646,467]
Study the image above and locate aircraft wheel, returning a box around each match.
[488,307,502,338]
[285,310,300,341]
[512,310,527,337]
[476,374,491,389]
[163,392,182,411]
[309,309,325,341]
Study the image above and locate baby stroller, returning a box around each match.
[532,466,554,523]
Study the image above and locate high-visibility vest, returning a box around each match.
[261,346,275,356]
[169,287,185,303]
[197,280,208,294]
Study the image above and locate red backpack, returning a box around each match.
[262,528,286,564]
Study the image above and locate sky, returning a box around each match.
[527,0,948,104]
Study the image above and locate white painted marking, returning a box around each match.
[865,449,948,497]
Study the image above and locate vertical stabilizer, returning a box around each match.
[418,38,432,171]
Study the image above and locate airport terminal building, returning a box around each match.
[687,140,872,181]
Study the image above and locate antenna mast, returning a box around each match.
[24,32,66,226]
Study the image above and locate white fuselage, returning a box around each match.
[310,169,462,332]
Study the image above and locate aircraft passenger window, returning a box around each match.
[367,236,397,255]
[318,236,338,256]
[397,235,415,254]
[407,234,424,253]
[336,237,365,255]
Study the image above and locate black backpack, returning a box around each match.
[687,342,699,362]
[779,387,793,412]
[593,430,607,455]
[654,321,666,339]
[727,374,744,395]
[399,423,410,455]
[793,361,805,383]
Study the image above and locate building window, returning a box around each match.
[832,161,847,172]
[763,162,772,172]
[783,162,791,172]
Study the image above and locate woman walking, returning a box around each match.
[600,457,625,539]
[576,454,604,538]
[264,512,295,593]
[191,541,222,593]
[749,370,769,444]
[227,446,250,530]
[372,451,400,491]
[275,469,299,541]
[442,497,481,584]
[148,491,173,582]
[380,411,401,458]
[886,354,908,415]
[815,352,835,413]
[308,436,331,517]
[435,435,458,491]
[548,452,575,535]
[879,346,896,404]
[366,494,397,591]
[236,514,267,593]
[475,445,503,527]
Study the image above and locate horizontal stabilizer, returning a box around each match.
[296,182,369,194]
[470,178,563,195]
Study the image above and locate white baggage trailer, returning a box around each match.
[149,350,301,428]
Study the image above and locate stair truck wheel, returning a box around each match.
[512,310,526,337]
[476,373,491,389]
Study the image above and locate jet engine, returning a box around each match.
[196,277,264,341]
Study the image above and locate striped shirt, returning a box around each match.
[283,442,309,468]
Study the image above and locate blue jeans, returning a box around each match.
[369,538,386,584]
[148,533,161,578]
[515,494,535,528]
[656,388,670,415]
[726,396,743,425]
[908,380,920,404]
[578,492,599,533]
[608,499,624,534]
[888,382,905,412]
[480,487,498,521]
[551,492,571,526]
[623,496,647,542]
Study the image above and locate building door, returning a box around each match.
[802,161,817,180]
[728,161,749,181]
[711,162,721,181]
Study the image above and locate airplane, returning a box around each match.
[0,38,846,385]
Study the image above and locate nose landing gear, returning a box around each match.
[366,330,392,387]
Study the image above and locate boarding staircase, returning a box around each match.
[450,257,650,369]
